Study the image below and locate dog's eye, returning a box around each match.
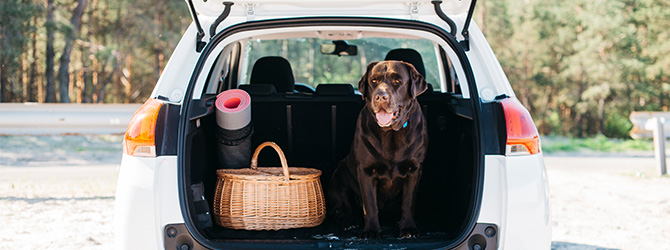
[371,79,378,84]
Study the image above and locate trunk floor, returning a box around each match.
[203,216,455,242]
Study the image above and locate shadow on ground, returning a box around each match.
[552,241,621,250]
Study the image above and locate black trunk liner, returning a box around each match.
[187,93,476,244]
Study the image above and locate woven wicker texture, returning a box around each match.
[212,141,326,230]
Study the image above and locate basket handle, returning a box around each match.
[250,141,290,180]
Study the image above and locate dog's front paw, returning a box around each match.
[399,227,420,239]
[342,220,359,231]
[361,229,381,239]
[332,209,359,231]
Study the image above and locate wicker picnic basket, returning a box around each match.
[212,141,326,230]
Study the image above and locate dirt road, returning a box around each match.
[546,155,670,250]
[0,135,668,249]
[0,165,117,249]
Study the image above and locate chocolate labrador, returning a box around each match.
[329,61,428,239]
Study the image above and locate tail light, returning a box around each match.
[123,98,163,157]
[499,97,541,155]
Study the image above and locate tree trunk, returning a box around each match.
[121,54,133,103]
[96,56,125,103]
[28,15,38,102]
[598,98,605,135]
[0,64,6,103]
[45,0,56,102]
[21,43,28,102]
[57,0,88,103]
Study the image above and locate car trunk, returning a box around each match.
[180,88,479,248]
[177,0,485,244]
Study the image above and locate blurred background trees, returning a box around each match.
[478,0,669,138]
[0,0,190,104]
[0,0,668,138]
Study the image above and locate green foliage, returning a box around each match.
[603,111,634,138]
[541,135,654,153]
[480,0,670,138]
[1,0,669,140]
[0,0,42,101]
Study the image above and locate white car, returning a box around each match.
[115,0,551,249]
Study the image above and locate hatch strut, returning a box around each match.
[431,0,478,51]
[185,0,234,52]
[210,2,234,39]
[461,0,477,51]
[186,0,206,52]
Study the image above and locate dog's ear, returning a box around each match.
[358,62,379,99]
[405,62,428,98]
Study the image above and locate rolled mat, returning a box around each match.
[214,89,253,169]
[215,89,251,130]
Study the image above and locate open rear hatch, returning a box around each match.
[185,0,477,51]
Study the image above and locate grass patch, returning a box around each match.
[541,134,656,153]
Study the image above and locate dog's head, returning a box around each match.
[358,60,428,131]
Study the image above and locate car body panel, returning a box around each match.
[115,155,183,250]
[150,24,201,104]
[503,154,551,249]
[465,21,515,101]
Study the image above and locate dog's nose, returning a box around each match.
[374,92,389,103]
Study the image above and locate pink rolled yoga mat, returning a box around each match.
[215,89,251,130]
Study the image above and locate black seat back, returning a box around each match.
[250,56,295,93]
[385,48,426,77]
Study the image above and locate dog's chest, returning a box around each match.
[365,159,418,184]
[371,162,414,199]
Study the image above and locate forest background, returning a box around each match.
[1,0,668,138]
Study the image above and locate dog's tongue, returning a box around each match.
[375,111,393,127]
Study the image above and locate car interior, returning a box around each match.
[183,30,478,243]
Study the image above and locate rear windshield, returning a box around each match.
[240,37,441,91]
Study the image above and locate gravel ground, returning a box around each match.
[546,155,670,250]
[0,135,668,249]
[0,135,120,249]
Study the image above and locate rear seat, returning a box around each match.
[239,84,362,182]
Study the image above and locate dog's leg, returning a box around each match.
[328,166,360,231]
[399,162,421,238]
[359,173,381,239]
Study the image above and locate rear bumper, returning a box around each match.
[478,154,552,250]
[115,153,550,250]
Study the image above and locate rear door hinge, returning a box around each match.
[245,3,258,21]
[408,2,421,20]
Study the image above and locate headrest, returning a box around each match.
[419,83,434,96]
[384,48,426,78]
[316,84,354,96]
[250,56,295,93]
[239,84,276,96]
